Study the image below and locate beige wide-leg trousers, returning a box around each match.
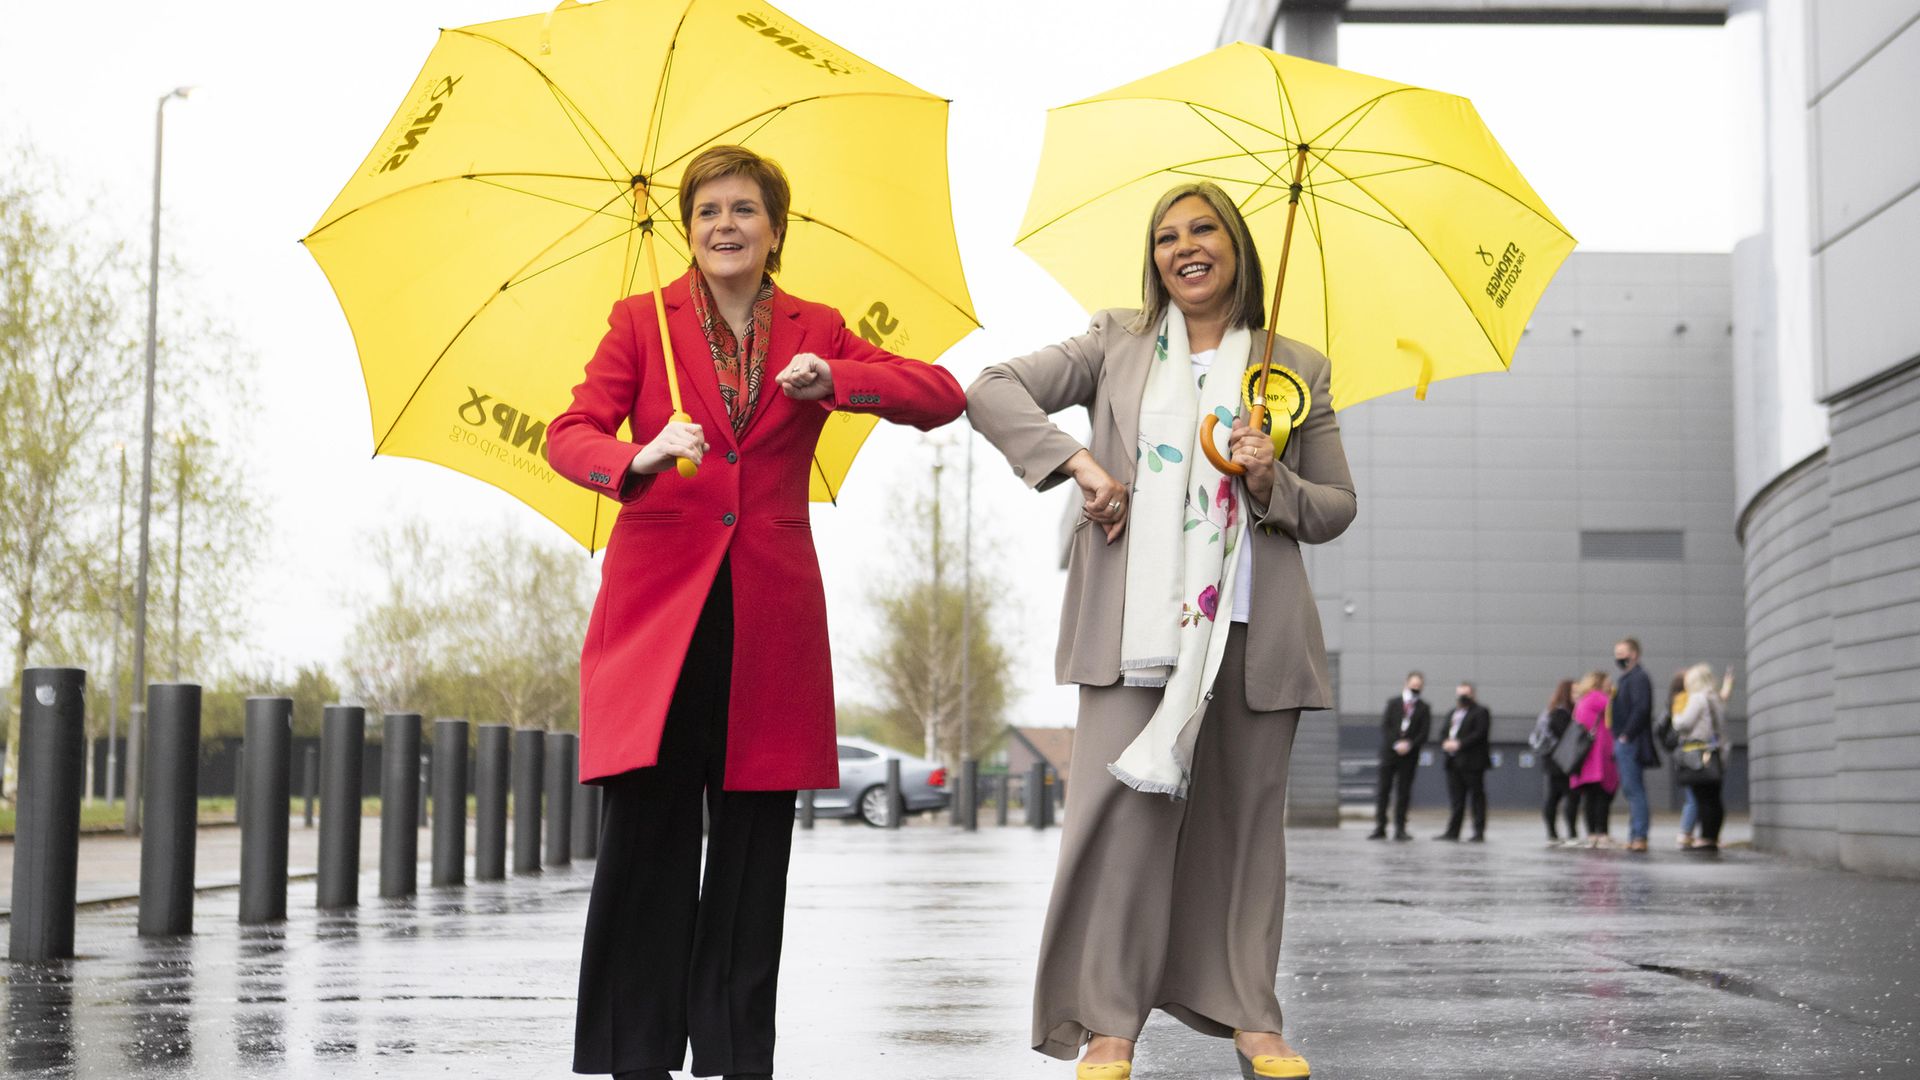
[1032,625,1300,1060]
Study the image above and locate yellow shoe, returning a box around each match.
[1234,1031,1309,1078]
[1076,1060,1131,1079]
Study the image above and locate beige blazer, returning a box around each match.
[967,309,1357,712]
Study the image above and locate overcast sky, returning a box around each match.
[0,1,1751,726]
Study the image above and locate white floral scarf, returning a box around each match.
[1111,308,1251,798]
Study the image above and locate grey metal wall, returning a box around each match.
[1826,367,1920,874]
[1741,452,1837,863]
[1732,0,1920,878]
[1309,252,1748,804]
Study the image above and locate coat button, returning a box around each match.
[722,512,736,526]
[726,450,738,464]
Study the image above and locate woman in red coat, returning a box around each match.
[546,145,966,1080]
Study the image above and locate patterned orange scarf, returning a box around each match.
[688,267,774,438]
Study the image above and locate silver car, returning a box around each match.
[805,737,950,827]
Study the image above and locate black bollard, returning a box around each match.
[960,760,979,831]
[474,725,510,881]
[1028,763,1046,829]
[798,789,815,830]
[511,729,545,874]
[8,667,86,961]
[302,746,318,828]
[544,732,574,866]
[379,713,421,899]
[996,773,1010,828]
[571,776,600,860]
[239,697,292,925]
[317,705,366,910]
[138,683,202,937]
[885,758,904,830]
[431,718,468,886]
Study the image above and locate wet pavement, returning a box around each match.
[3,811,1916,1079]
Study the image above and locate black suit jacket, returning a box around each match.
[1440,702,1492,772]
[1379,696,1431,759]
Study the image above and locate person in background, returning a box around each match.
[1673,666,1736,849]
[1611,637,1657,852]
[1673,663,1731,853]
[1567,671,1619,847]
[1434,682,1490,842]
[1532,679,1578,843]
[1371,671,1430,841]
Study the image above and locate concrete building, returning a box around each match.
[1733,0,1920,878]
[1218,1,1919,876]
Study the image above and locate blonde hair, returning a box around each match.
[1683,663,1717,696]
[1126,181,1266,336]
[1573,670,1608,697]
[678,145,792,274]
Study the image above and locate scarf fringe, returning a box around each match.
[1106,760,1188,800]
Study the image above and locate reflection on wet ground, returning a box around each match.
[2,813,1915,1078]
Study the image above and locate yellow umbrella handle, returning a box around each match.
[1206,142,1312,478]
[1200,406,1266,474]
[636,188,698,479]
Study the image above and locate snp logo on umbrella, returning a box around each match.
[451,387,551,481]
[736,11,859,76]
[376,75,462,175]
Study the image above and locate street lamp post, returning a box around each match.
[108,443,127,805]
[126,85,193,835]
[169,432,187,681]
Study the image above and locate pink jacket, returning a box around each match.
[1568,689,1618,793]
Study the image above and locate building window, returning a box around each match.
[1579,529,1684,561]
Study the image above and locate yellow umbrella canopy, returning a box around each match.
[305,0,977,551]
[1017,42,1575,413]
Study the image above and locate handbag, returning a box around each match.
[1655,712,1681,752]
[1549,720,1594,776]
[1674,742,1723,786]
[1528,709,1560,759]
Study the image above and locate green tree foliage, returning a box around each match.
[0,147,261,797]
[344,520,593,731]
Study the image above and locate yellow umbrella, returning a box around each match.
[1017,42,1575,467]
[305,0,977,550]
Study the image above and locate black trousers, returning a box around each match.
[1693,781,1726,843]
[1542,771,1578,838]
[1374,752,1418,832]
[1578,784,1613,836]
[573,562,796,1078]
[1443,762,1486,838]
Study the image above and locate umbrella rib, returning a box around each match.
[1302,87,1421,152]
[811,450,838,506]
[641,91,952,180]
[1258,50,1306,150]
[1314,146,1576,243]
[1308,154,1514,373]
[448,29,632,182]
[1184,104,1292,190]
[788,211,980,329]
[466,176,636,221]
[505,215,646,292]
[1015,148,1298,244]
[307,172,625,239]
[371,191,634,454]
[1051,96,1294,153]
[639,2,695,181]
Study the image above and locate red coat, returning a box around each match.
[546,273,965,789]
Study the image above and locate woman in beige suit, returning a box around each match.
[968,181,1355,1080]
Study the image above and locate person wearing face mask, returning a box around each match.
[1370,672,1429,841]
[969,180,1355,1080]
[547,145,967,1080]
[1434,682,1492,841]
[1610,637,1658,852]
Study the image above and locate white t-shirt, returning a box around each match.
[1191,349,1255,624]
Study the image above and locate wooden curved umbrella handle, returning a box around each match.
[1199,406,1266,476]
[669,410,699,478]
